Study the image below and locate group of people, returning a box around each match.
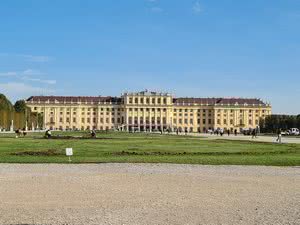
[15,128,27,138]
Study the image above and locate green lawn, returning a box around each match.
[0,131,299,166]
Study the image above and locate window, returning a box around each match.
[157,98,161,104]
[224,119,227,124]
[217,119,220,124]
[140,98,144,104]
[73,118,76,123]
[60,118,63,123]
[66,118,70,123]
[163,98,167,104]
[152,98,155,104]
[106,118,109,123]
[87,118,90,123]
[82,118,85,123]
[173,118,176,124]
[135,98,138,104]
[184,119,188,124]
[190,119,193,124]
[93,118,96,123]
[129,98,133,104]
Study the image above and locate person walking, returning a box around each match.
[276,128,282,144]
[234,129,237,136]
[251,128,256,139]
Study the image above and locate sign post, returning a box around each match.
[66,148,73,162]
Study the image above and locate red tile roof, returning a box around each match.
[26,96,268,106]
[173,98,267,106]
[26,96,122,104]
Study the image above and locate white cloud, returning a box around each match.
[22,69,43,76]
[22,76,56,85]
[0,69,56,85]
[0,82,55,100]
[0,72,17,77]
[0,53,53,62]
[193,1,203,14]
[18,54,52,62]
[151,7,163,13]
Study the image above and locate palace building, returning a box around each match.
[26,90,271,133]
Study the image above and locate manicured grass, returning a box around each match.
[0,131,299,166]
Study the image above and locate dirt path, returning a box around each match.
[0,164,299,225]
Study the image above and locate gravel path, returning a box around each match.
[189,133,300,144]
[0,164,299,225]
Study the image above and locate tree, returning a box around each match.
[14,100,27,113]
[0,94,13,111]
[260,114,300,133]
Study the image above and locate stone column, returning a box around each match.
[10,120,14,132]
[43,107,47,130]
[125,108,129,131]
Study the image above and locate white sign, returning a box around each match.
[66,148,73,156]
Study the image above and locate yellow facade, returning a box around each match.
[26,91,271,133]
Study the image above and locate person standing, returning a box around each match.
[227,129,230,136]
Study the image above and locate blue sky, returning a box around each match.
[0,0,299,114]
